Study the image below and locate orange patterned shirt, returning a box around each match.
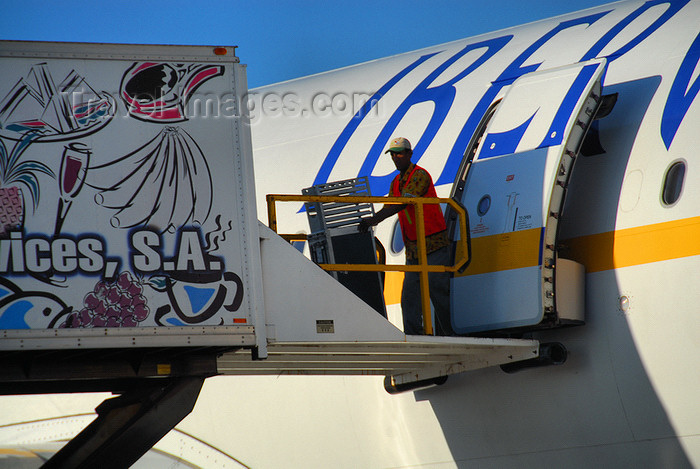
[395,164,450,261]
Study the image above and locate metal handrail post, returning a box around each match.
[413,202,433,335]
[266,194,278,233]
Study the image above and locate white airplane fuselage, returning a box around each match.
[1,1,699,467]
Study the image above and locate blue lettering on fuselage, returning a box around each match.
[357,36,512,196]
[313,0,693,194]
[581,0,694,150]
[581,0,689,63]
[661,30,700,149]
[435,12,610,184]
[311,52,439,189]
[538,63,601,149]
[478,113,536,160]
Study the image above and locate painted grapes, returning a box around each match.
[61,272,149,328]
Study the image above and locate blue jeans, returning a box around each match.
[401,246,453,335]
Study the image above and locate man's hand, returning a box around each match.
[358,217,374,233]
[357,204,404,233]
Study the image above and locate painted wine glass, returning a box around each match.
[54,142,90,235]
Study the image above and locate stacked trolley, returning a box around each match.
[303,177,387,317]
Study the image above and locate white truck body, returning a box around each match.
[0,42,264,350]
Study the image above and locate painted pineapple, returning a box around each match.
[0,134,54,237]
[0,185,24,236]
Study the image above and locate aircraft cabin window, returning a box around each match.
[662,160,686,206]
[390,219,404,254]
[477,195,491,217]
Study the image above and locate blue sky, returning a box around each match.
[0,0,615,88]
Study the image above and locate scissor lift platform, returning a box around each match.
[218,336,539,385]
[255,214,540,386]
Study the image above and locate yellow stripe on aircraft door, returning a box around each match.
[455,227,543,277]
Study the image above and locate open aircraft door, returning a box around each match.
[451,59,606,334]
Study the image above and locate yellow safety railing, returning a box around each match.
[266,194,471,335]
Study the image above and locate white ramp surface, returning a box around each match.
[219,223,539,384]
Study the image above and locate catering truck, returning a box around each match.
[0,40,538,467]
[0,41,267,352]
